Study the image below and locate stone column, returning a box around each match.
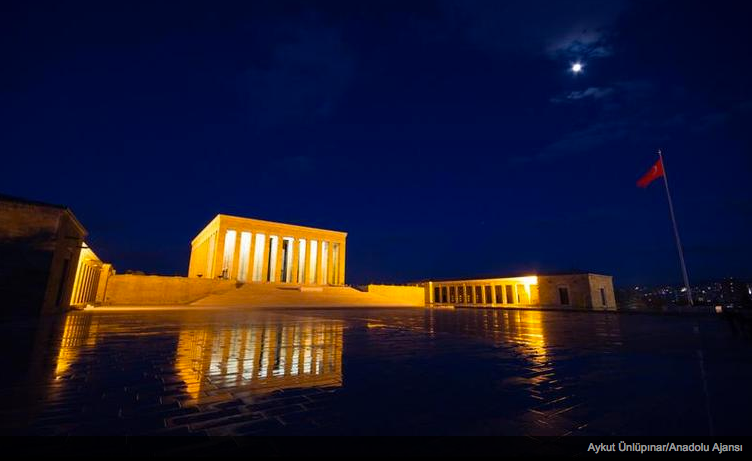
[512,284,519,305]
[205,231,217,279]
[338,240,346,285]
[290,238,300,284]
[215,226,228,279]
[246,232,256,282]
[299,240,307,284]
[230,231,242,280]
[316,240,324,284]
[274,236,284,283]
[321,242,328,285]
[261,235,271,282]
[327,242,335,284]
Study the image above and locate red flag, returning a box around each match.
[637,158,664,188]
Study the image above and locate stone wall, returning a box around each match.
[357,285,425,307]
[0,198,86,316]
[537,274,616,310]
[101,274,236,306]
[587,274,617,310]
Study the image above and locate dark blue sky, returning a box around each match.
[2,0,751,287]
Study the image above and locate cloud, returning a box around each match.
[519,80,685,164]
[545,28,613,60]
[550,80,654,105]
[441,0,627,58]
[551,86,614,103]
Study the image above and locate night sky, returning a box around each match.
[2,1,751,287]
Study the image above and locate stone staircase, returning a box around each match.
[190,283,421,308]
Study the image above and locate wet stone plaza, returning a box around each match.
[2,307,751,437]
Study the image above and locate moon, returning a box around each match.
[571,62,583,74]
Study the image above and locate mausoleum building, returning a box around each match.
[189,214,346,285]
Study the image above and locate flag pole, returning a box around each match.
[658,149,693,306]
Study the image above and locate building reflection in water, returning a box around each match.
[424,307,622,391]
[425,308,549,365]
[54,313,98,377]
[51,312,343,401]
[175,320,343,399]
[500,310,548,366]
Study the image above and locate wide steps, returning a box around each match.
[190,283,418,308]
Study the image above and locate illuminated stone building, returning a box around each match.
[68,244,106,308]
[1,195,87,315]
[189,214,347,285]
[423,273,616,310]
[0,195,107,315]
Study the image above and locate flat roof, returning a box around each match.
[0,193,87,236]
[418,272,612,284]
[0,193,67,209]
[192,213,347,245]
[218,214,347,236]
[426,275,539,285]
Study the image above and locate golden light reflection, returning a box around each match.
[55,313,98,377]
[175,320,343,400]
[427,308,548,366]
[512,276,539,306]
[502,310,547,366]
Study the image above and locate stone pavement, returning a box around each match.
[1,307,751,436]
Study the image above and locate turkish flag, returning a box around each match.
[637,158,664,188]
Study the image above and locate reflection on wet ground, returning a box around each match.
[1,307,751,436]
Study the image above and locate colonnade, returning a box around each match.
[189,215,347,285]
[428,276,540,306]
[69,244,104,307]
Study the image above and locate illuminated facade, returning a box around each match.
[69,244,106,308]
[0,195,111,314]
[189,214,347,285]
[423,273,616,309]
[1,194,89,315]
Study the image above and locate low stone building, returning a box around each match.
[422,273,616,310]
[536,273,616,309]
[0,195,89,315]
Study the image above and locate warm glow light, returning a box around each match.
[518,275,538,286]
[55,314,98,377]
[175,320,343,402]
[69,243,103,307]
